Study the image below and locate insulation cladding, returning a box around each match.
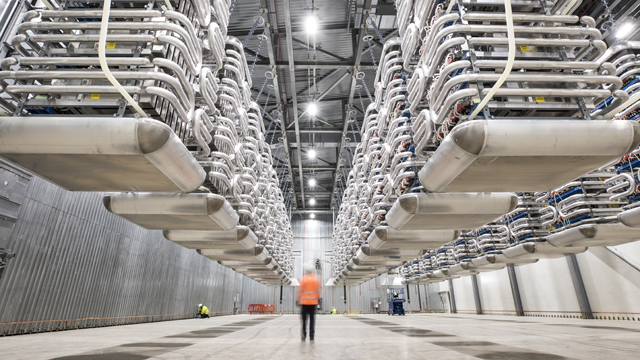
[0,160,274,335]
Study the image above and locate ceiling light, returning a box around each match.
[309,198,316,206]
[307,102,318,116]
[305,16,319,35]
[310,213,316,219]
[618,23,635,38]
[308,149,316,159]
[309,178,316,187]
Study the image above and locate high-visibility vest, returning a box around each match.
[200,305,209,315]
[331,308,337,314]
[297,273,320,305]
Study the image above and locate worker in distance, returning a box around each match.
[297,262,320,341]
[198,304,209,318]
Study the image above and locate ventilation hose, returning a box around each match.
[468,0,515,121]
[100,0,147,117]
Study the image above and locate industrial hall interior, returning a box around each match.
[3,0,640,358]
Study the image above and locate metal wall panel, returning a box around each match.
[289,216,435,314]
[0,166,275,335]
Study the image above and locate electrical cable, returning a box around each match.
[99,0,146,118]
[468,0,515,121]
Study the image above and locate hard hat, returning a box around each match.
[199,304,202,307]
[304,262,315,274]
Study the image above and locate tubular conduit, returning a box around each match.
[99,0,146,118]
[604,92,640,119]
[468,0,515,120]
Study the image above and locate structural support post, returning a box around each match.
[448,279,457,314]
[506,264,525,316]
[417,284,422,312]
[406,284,411,303]
[425,284,431,312]
[279,285,283,307]
[471,274,483,315]
[566,254,594,319]
[343,284,347,310]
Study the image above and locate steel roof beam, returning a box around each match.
[260,0,297,209]
[330,0,373,208]
[292,37,346,61]
[228,22,352,37]
[296,69,341,99]
[294,166,336,171]
[267,129,343,134]
[283,0,305,209]
[253,61,376,70]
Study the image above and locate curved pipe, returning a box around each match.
[595,41,640,66]
[191,109,213,157]
[152,58,194,105]
[605,173,636,201]
[425,37,467,78]
[424,24,602,69]
[157,35,201,75]
[591,90,629,118]
[434,88,478,124]
[433,73,621,110]
[18,21,200,62]
[18,57,150,67]
[5,85,141,94]
[145,86,193,123]
[0,70,192,116]
[29,33,154,43]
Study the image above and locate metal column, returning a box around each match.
[448,279,457,314]
[425,284,431,312]
[417,285,422,312]
[566,254,594,319]
[471,275,483,315]
[506,264,525,316]
[343,284,347,308]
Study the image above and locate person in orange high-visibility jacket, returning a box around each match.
[297,262,320,341]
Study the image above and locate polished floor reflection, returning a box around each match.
[1,314,639,359]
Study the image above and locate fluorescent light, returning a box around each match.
[305,16,319,35]
[309,198,316,206]
[618,23,635,38]
[310,213,316,219]
[307,102,318,116]
[309,178,316,187]
[308,149,316,159]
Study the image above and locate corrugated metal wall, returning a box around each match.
[0,160,275,335]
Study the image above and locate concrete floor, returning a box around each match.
[1,314,639,359]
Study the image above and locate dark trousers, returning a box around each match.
[301,304,316,339]
[200,313,209,318]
